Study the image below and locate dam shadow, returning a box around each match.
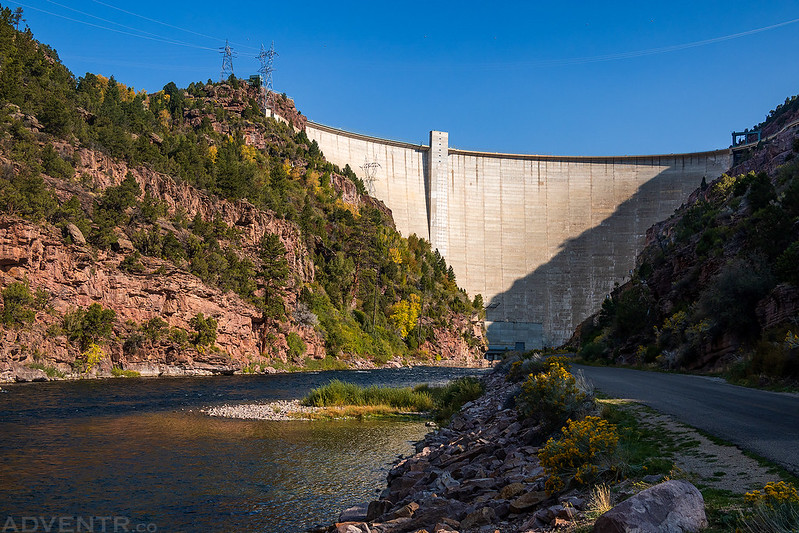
[485,159,719,350]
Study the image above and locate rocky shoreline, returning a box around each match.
[312,369,571,532]
[313,366,711,533]
[2,358,487,384]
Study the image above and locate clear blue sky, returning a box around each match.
[8,0,799,156]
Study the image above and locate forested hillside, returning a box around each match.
[0,6,485,381]
[572,97,799,387]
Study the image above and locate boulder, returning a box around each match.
[66,223,86,245]
[509,490,548,513]
[592,480,707,533]
[499,482,526,500]
[339,504,369,522]
[12,364,48,382]
[367,499,393,521]
[391,501,420,519]
[334,523,370,533]
[459,506,496,530]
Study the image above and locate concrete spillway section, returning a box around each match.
[306,121,732,349]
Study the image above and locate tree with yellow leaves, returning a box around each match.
[390,294,421,338]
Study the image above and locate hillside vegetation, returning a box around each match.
[572,97,799,387]
[0,6,485,380]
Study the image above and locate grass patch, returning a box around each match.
[303,356,350,371]
[25,362,65,378]
[303,379,435,411]
[301,377,484,422]
[702,487,745,533]
[599,400,676,478]
[291,405,423,420]
[111,366,141,378]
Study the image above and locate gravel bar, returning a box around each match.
[203,399,323,421]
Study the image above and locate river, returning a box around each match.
[0,367,487,532]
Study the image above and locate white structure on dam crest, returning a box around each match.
[306,122,732,349]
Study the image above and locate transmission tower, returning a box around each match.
[219,39,236,82]
[257,41,278,114]
[360,158,381,195]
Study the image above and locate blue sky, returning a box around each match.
[8,0,799,156]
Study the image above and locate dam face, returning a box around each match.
[306,122,732,348]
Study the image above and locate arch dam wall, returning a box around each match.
[306,122,732,349]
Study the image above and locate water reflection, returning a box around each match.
[0,368,484,532]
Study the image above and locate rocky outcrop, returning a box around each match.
[0,216,269,380]
[592,480,707,533]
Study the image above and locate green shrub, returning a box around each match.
[302,379,434,411]
[26,362,64,378]
[142,316,168,342]
[776,241,799,285]
[286,332,306,360]
[1,280,35,326]
[63,303,116,349]
[123,332,145,355]
[579,341,608,362]
[189,312,217,347]
[169,327,189,346]
[697,258,775,340]
[431,376,484,423]
[119,251,145,273]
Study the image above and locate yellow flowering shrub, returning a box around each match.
[517,361,589,431]
[745,481,799,507]
[538,416,619,494]
[81,343,106,373]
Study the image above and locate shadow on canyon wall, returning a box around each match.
[486,158,724,349]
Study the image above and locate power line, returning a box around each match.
[497,16,799,69]
[41,0,205,50]
[13,2,217,51]
[87,0,260,51]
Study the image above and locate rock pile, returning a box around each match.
[316,370,586,533]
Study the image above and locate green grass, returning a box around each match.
[599,400,675,478]
[302,379,435,411]
[301,377,484,422]
[111,366,141,377]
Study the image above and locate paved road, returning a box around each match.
[574,365,799,475]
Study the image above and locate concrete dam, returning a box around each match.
[305,122,732,349]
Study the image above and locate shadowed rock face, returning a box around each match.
[592,480,708,533]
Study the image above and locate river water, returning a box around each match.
[0,367,486,532]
